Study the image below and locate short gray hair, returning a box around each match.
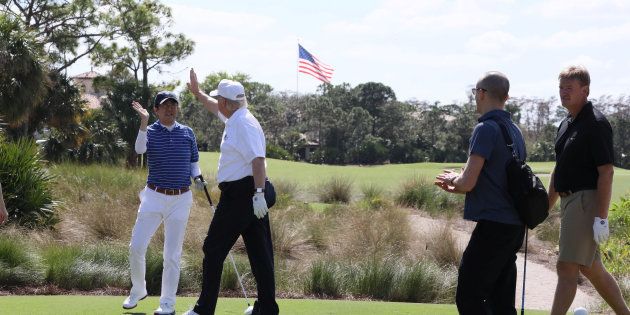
[559,65,590,87]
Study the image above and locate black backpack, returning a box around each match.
[493,119,549,229]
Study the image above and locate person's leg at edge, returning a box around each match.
[486,225,523,315]
[160,193,192,307]
[242,214,278,315]
[129,211,163,296]
[550,261,580,315]
[580,256,630,315]
[193,199,247,315]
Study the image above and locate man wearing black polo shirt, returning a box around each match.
[549,66,630,315]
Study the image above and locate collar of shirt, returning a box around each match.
[225,107,248,126]
[565,101,593,124]
[477,109,510,122]
[151,121,182,132]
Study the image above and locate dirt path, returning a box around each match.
[409,213,598,312]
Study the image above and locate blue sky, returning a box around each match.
[69,0,630,103]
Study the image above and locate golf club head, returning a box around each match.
[244,305,254,315]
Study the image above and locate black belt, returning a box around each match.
[558,190,573,198]
[147,183,189,195]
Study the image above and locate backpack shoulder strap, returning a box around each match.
[490,117,518,159]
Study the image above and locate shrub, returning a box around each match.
[303,259,343,298]
[0,138,57,228]
[43,243,128,290]
[220,254,252,292]
[0,235,45,286]
[271,206,310,259]
[395,175,463,216]
[349,257,396,300]
[317,176,353,203]
[271,179,300,204]
[609,197,630,238]
[426,224,463,267]
[396,176,434,209]
[601,237,630,277]
[330,205,410,260]
[391,260,444,302]
[536,206,561,245]
[359,183,388,210]
[266,143,293,161]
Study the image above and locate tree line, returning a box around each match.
[1,0,629,170]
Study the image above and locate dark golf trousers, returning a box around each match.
[456,219,525,315]
[193,176,279,315]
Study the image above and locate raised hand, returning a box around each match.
[187,68,200,96]
[131,101,150,121]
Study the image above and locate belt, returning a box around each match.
[147,183,189,195]
[558,190,573,198]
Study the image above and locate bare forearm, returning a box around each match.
[251,157,266,189]
[548,168,559,210]
[193,91,218,115]
[596,168,614,218]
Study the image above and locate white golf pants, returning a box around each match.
[129,186,193,306]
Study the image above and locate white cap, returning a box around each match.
[209,79,246,101]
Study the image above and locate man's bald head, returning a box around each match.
[476,71,510,102]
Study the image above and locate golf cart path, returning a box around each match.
[409,214,597,311]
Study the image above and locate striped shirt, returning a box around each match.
[145,121,199,189]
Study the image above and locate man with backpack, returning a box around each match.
[435,71,526,315]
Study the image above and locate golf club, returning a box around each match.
[201,185,254,315]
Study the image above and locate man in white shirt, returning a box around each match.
[184,69,278,315]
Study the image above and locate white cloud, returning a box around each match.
[466,31,523,55]
[325,0,509,37]
[531,0,630,19]
[539,22,630,49]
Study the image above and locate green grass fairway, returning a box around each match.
[0,296,549,315]
[198,152,630,202]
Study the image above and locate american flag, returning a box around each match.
[298,44,334,83]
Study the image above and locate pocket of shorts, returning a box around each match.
[138,187,146,202]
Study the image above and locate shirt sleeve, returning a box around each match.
[190,161,201,177]
[469,122,498,160]
[135,129,147,154]
[236,120,266,163]
[589,120,614,166]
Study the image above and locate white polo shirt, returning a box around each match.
[216,107,266,183]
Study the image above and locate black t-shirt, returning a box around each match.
[554,102,614,193]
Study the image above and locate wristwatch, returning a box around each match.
[255,188,265,193]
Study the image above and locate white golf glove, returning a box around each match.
[252,192,268,219]
[593,216,609,244]
[193,175,207,191]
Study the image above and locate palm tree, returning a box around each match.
[0,14,49,130]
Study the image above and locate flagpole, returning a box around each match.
[296,39,300,99]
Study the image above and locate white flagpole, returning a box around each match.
[296,38,300,99]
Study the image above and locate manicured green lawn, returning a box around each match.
[0,296,550,315]
[198,152,630,202]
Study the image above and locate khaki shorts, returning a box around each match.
[559,190,601,267]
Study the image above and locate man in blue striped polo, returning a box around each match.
[123,91,206,315]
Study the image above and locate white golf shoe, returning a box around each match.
[154,302,176,315]
[122,291,148,309]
